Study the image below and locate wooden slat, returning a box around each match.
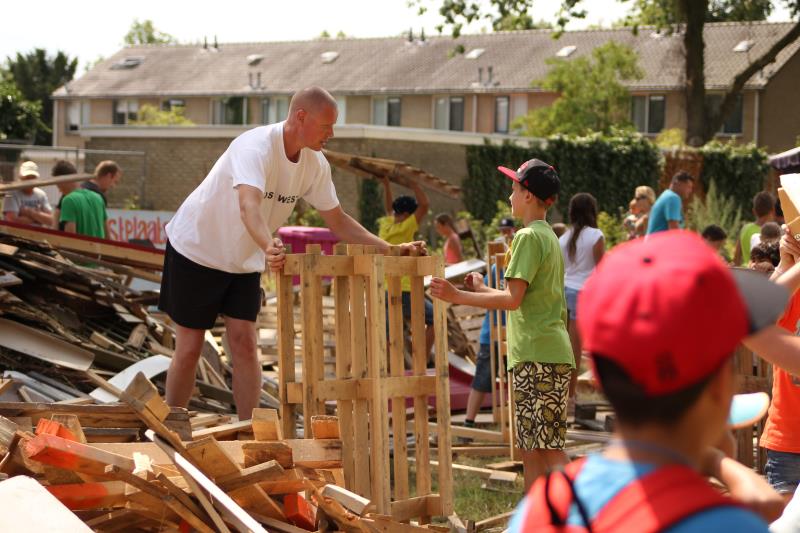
[367,252,390,514]
[433,257,453,516]
[387,247,409,502]
[333,242,356,489]
[347,244,371,498]
[409,274,432,522]
[300,247,325,421]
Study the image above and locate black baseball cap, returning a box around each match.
[498,159,560,201]
[498,217,515,229]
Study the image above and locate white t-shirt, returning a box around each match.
[559,226,604,290]
[165,122,339,273]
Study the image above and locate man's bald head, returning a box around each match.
[289,86,337,116]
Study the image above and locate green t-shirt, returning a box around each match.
[739,222,760,265]
[59,189,107,239]
[378,214,418,292]
[504,220,574,369]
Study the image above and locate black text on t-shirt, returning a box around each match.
[264,191,299,204]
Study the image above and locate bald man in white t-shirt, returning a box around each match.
[160,87,425,418]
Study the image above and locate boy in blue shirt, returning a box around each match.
[509,231,787,532]
[647,171,694,234]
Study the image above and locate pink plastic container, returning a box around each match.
[277,226,340,284]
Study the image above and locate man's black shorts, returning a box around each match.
[158,241,261,330]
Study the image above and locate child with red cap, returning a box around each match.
[508,230,788,532]
[431,159,573,490]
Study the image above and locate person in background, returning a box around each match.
[497,216,517,244]
[702,224,728,253]
[751,221,782,253]
[628,185,656,239]
[647,172,694,235]
[559,193,604,415]
[2,161,53,227]
[750,241,781,275]
[463,219,515,431]
[378,177,435,360]
[735,191,776,266]
[84,160,123,238]
[551,222,567,239]
[50,160,78,230]
[59,176,107,239]
[434,213,463,265]
[623,198,640,240]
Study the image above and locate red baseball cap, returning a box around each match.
[578,231,787,396]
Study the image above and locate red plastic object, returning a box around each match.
[277,226,340,285]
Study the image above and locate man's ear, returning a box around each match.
[296,109,307,124]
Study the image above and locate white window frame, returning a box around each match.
[212,97,246,125]
[261,96,289,124]
[371,96,401,127]
[335,95,347,125]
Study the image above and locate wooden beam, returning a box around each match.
[215,460,284,493]
[23,433,135,476]
[191,419,252,441]
[251,408,282,441]
[46,481,128,510]
[0,173,93,193]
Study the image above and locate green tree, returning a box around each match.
[4,49,77,145]
[418,0,800,146]
[129,104,193,126]
[124,19,177,45]
[0,79,45,141]
[514,41,643,137]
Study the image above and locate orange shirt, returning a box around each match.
[761,290,800,452]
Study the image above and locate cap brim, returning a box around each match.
[730,268,789,334]
[497,166,521,183]
[728,392,770,429]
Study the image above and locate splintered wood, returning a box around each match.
[278,244,453,523]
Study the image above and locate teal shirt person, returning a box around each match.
[647,189,684,235]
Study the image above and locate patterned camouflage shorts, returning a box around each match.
[512,361,572,451]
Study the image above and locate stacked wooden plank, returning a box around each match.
[0,373,446,532]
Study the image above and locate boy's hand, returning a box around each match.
[464,272,485,292]
[430,277,460,303]
[266,237,286,272]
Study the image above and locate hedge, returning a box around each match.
[698,142,769,214]
[464,130,662,223]
[464,133,770,225]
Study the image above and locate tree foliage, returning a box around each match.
[129,104,193,126]
[513,41,643,137]
[3,49,77,145]
[620,0,773,27]
[124,19,177,45]
[0,79,47,145]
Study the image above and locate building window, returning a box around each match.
[213,97,245,125]
[495,96,510,133]
[335,96,346,125]
[67,100,84,132]
[706,94,743,135]
[161,99,185,111]
[449,97,464,131]
[631,95,665,134]
[262,96,289,124]
[113,99,138,125]
[434,96,465,131]
[371,97,401,127]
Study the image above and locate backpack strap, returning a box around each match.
[591,464,735,533]
[523,459,735,533]
[523,458,588,529]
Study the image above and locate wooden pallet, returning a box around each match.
[278,244,453,522]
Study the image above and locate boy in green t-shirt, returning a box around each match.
[60,188,107,239]
[734,191,775,266]
[431,159,573,489]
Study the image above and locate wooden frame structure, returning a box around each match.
[277,244,453,522]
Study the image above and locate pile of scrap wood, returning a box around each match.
[0,228,280,415]
[0,372,439,532]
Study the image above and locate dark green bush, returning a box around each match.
[698,142,769,214]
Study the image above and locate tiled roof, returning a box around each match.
[55,21,800,98]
